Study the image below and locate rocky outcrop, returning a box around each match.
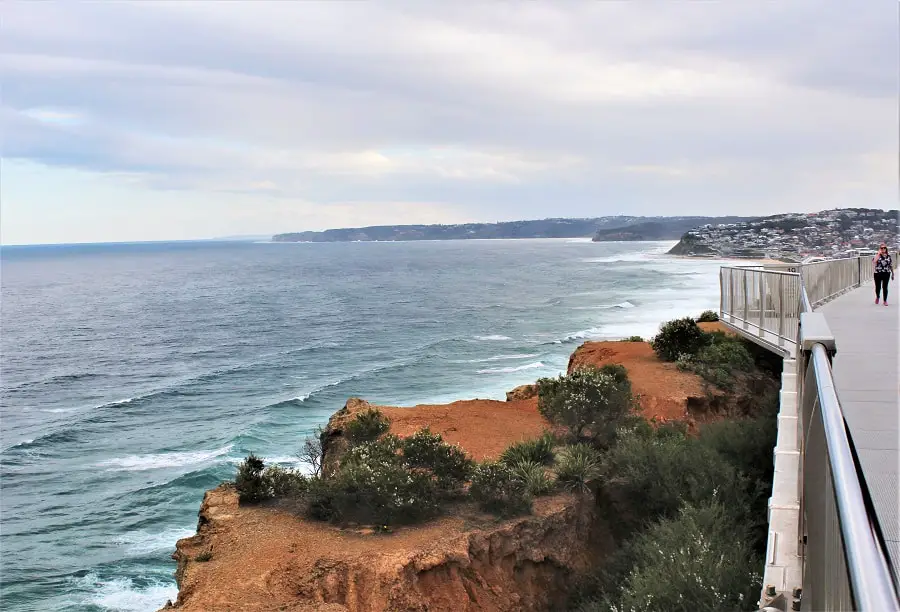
[505,384,537,402]
[164,487,609,612]
[568,340,715,422]
[667,233,716,256]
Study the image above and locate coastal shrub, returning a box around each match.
[554,443,603,494]
[308,436,439,525]
[620,335,645,342]
[400,428,474,493]
[344,408,391,445]
[264,465,308,497]
[678,333,755,390]
[597,363,630,388]
[499,433,556,466]
[470,461,532,517]
[592,502,761,612]
[601,434,746,534]
[510,459,555,496]
[699,415,777,553]
[235,454,270,503]
[651,318,707,362]
[697,309,720,322]
[194,550,213,563]
[537,368,634,445]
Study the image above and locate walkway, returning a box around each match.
[818,286,900,586]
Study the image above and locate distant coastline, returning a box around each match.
[272,215,754,243]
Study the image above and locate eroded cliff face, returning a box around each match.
[165,486,609,612]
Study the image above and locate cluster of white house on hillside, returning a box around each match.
[685,208,898,261]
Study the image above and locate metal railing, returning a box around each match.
[798,339,898,611]
[719,266,801,355]
[796,285,899,611]
[720,257,898,611]
[801,256,866,309]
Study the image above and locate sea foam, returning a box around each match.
[72,573,177,612]
[477,361,545,374]
[98,445,233,471]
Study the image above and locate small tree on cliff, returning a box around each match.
[536,367,634,446]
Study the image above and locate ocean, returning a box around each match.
[1,239,729,611]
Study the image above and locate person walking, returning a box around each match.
[873,243,894,305]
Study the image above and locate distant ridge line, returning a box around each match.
[272,215,756,243]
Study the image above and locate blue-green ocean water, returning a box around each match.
[1,239,729,611]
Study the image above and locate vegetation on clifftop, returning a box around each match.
[232,315,778,610]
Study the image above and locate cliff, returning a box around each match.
[163,341,717,612]
[166,485,608,612]
[666,232,717,255]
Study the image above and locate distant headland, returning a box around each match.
[272,215,754,243]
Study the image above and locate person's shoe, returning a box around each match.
[876,297,880,304]
[884,302,889,306]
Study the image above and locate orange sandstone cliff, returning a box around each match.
[163,341,713,612]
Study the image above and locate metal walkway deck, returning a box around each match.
[818,286,900,580]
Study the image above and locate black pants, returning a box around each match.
[875,272,891,301]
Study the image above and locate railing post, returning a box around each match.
[777,274,785,347]
[743,270,750,330]
[759,271,766,338]
[719,269,724,318]
[729,272,735,323]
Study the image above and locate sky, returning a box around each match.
[1,2,898,244]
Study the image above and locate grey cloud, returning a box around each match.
[0,0,896,224]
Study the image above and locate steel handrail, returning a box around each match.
[804,342,899,609]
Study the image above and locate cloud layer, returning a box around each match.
[1,1,897,243]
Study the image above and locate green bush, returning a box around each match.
[651,318,707,362]
[601,434,746,534]
[510,459,555,496]
[345,408,391,445]
[554,443,602,493]
[235,454,270,503]
[470,461,532,517]
[400,428,474,493]
[264,465,308,497]
[592,502,761,612]
[678,334,755,390]
[699,415,777,553]
[697,310,720,322]
[597,363,630,388]
[309,436,439,525]
[499,433,556,466]
[537,368,634,445]
[620,335,645,342]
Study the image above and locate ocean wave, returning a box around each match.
[474,335,512,341]
[570,300,636,311]
[39,407,82,414]
[70,572,177,612]
[477,361,544,374]
[115,527,195,555]
[551,327,605,344]
[3,371,107,393]
[456,353,540,363]
[98,445,233,471]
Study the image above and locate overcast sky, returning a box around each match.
[1,1,897,244]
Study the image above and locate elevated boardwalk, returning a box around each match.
[819,287,899,578]
[719,259,899,611]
